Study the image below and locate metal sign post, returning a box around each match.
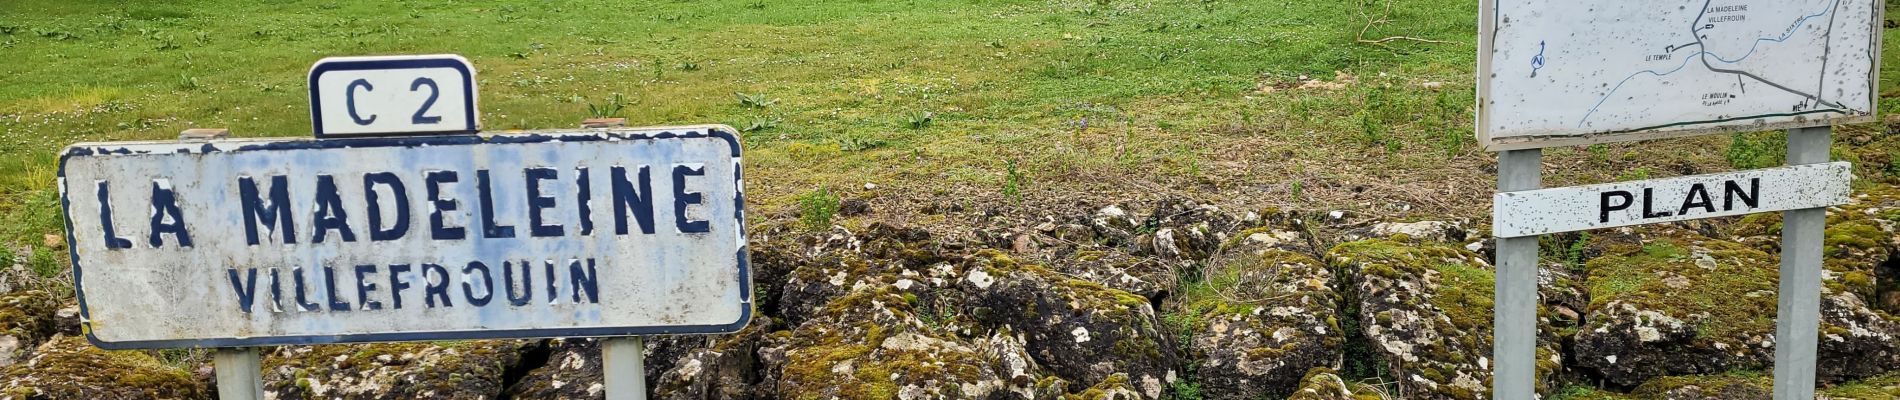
[1492,149,1541,400]
[213,348,263,400]
[604,336,648,400]
[1772,126,1830,400]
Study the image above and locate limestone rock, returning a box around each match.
[1572,231,1777,388]
[262,340,531,399]
[654,319,777,400]
[1328,239,1560,399]
[965,253,1177,399]
[0,335,205,400]
[1187,249,1342,399]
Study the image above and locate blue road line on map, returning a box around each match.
[1576,52,1712,127]
[1708,0,1841,63]
[1575,0,1841,127]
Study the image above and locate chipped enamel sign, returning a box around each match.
[309,55,479,138]
[1477,0,1884,150]
[58,126,751,349]
[1492,162,1851,237]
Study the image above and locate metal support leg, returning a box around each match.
[1494,149,1542,400]
[604,336,648,400]
[1773,126,1829,400]
[214,348,262,400]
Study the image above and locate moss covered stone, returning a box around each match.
[0,336,204,400]
[1185,249,1342,400]
[1327,239,1561,400]
[0,291,57,352]
[966,252,1177,399]
[767,287,1013,399]
[1285,368,1385,400]
[1571,228,1786,388]
[262,340,530,399]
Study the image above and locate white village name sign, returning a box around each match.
[59,127,752,349]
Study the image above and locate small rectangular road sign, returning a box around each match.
[58,126,750,349]
[1492,162,1852,237]
[309,55,478,138]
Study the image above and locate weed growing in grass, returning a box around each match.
[834,132,885,152]
[735,92,777,109]
[904,110,934,129]
[677,61,700,71]
[737,116,781,133]
[1885,147,1900,176]
[176,73,200,91]
[1003,160,1026,200]
[797,186,840,231]
[586,93,628,118]
[1615,167,1652,181]
[28,246,60,278]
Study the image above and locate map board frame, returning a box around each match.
[59,127,753,350]
[1476,0,1885,151]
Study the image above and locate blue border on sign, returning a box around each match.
[58,127,751,350]
[308,57,479,139]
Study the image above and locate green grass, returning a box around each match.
[1,0,1896,300]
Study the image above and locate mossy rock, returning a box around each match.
[1068,373,1142,400]
[1327,239,1561,400]
[0,291,58,350]
[965,252,1175,399]
[1573,230,1778,387]
[766,287,1015,399]
[1185,250,1343,399]
[262,340,530,399]
[653,318,777,399]
[1285,368,1385,400]
[0,335,205,400]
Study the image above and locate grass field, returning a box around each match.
[1,0,1896,292]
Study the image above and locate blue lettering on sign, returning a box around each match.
[227,268,258,313]
[268,268,283,312]
[311,175,357,243]
[462,261,493,307]
[94,181,133,249]
[292,267,319,311]
[611,166,655,235]
[422,263,453,308]
[355,265,384,311]
[239,176,297,245]
[543,260,559,304]
[387,264,412,310]
[147,179,193,248]
[504,260,533,306]
[476,170,516,239]
[346,79,377,126]
[425,170,466,240]
[525,167,563,237]
[323,266,350,312]
[575,167,594,235]
[569,259,598,304]
[673,165,710,233]
[409,78,442,125]
[364,172,410,241]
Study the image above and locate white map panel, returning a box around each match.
[1478,0,1883,150]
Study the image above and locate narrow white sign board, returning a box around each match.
[1477,0,1883,150]
[1492,162,1852,237]
[309,55,479,138]
[58,126,751,349]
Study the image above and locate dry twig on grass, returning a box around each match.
[1355,0,1451,47]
